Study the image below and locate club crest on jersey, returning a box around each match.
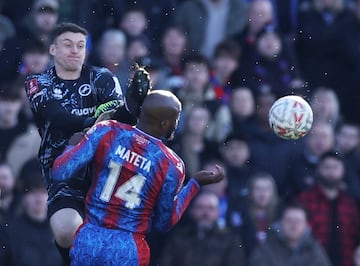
[134,134,150,145]
[26,79,39,96]
[78,84,91,96]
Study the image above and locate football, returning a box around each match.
[269,95,313,140]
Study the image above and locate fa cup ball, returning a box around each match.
[269,95,313,140]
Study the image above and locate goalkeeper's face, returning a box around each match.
[50,32,86,73]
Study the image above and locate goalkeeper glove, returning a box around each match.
[94,99,123,119]
[125,66,151,118]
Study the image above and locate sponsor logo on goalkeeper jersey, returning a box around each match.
[115,145,151,172]
[71,106,96,115]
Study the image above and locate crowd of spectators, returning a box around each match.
[1,0,360,265]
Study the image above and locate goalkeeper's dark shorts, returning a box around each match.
[42,165,91,219]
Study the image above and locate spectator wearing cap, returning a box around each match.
[0,0,59,82]
[0,158,62,266]
[297,151,360,266]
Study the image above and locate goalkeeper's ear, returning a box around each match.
[125,65,151,118]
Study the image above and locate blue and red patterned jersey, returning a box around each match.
[52,120,200,234]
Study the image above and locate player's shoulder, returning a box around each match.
[159,144,185,173]
[94,120,132,132]
[25,67,55,96]
[25,67,54,84]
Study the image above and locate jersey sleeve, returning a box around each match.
[94,68,123,104]
[153,162,200,232]
[51,121,112,181]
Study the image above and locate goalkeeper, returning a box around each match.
[24,22,150,266]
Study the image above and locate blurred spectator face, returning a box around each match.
[162,27,187,57]
[257,31,282,60]
[230,87,255,117]
[32,5,58,34]
[22,50,50,74]
[99,30,126,65]
[127,39,149,62]
[0,164,15,198]
[213,54,238,79]
[256,92,275,124]
[222,139,250,167]
[251,177,275,208]
[23,187,48,222]
[314,0,343,11]
[186,106,210,136]
[310,88,339,124]
[306,122,334,157]
[281,208,308,244]
[50,32,87,73]
[0,98,22,127]
[336,124,360,154]
[120,10,147,37]
[184,62,210,92]
[190,192,220,229]
[248,0,274,34]
[353,245,360,266]
[317,156,345,189]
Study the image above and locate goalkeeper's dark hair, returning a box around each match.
[51,22,88,44]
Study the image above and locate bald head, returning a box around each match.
[138,90,182,139]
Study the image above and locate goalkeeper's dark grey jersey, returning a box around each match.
[25,65,122,173]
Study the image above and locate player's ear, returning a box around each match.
[49,44,56,56]
[160,120,167,128]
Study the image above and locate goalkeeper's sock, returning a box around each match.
[55,241,71,266]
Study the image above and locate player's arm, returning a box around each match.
[153,164,225,232]
[152,164,200,232]
[51,122,112,181]
[40,99,96,130]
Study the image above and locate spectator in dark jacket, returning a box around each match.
[159,190,246,266]
[249,202,331,266]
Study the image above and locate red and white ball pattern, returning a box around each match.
[269,95,313,140]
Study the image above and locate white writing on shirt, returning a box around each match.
[115,145,151,172]
[71,106,96,116]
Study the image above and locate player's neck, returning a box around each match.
[136,123,161,140]
[55,66,82,80]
